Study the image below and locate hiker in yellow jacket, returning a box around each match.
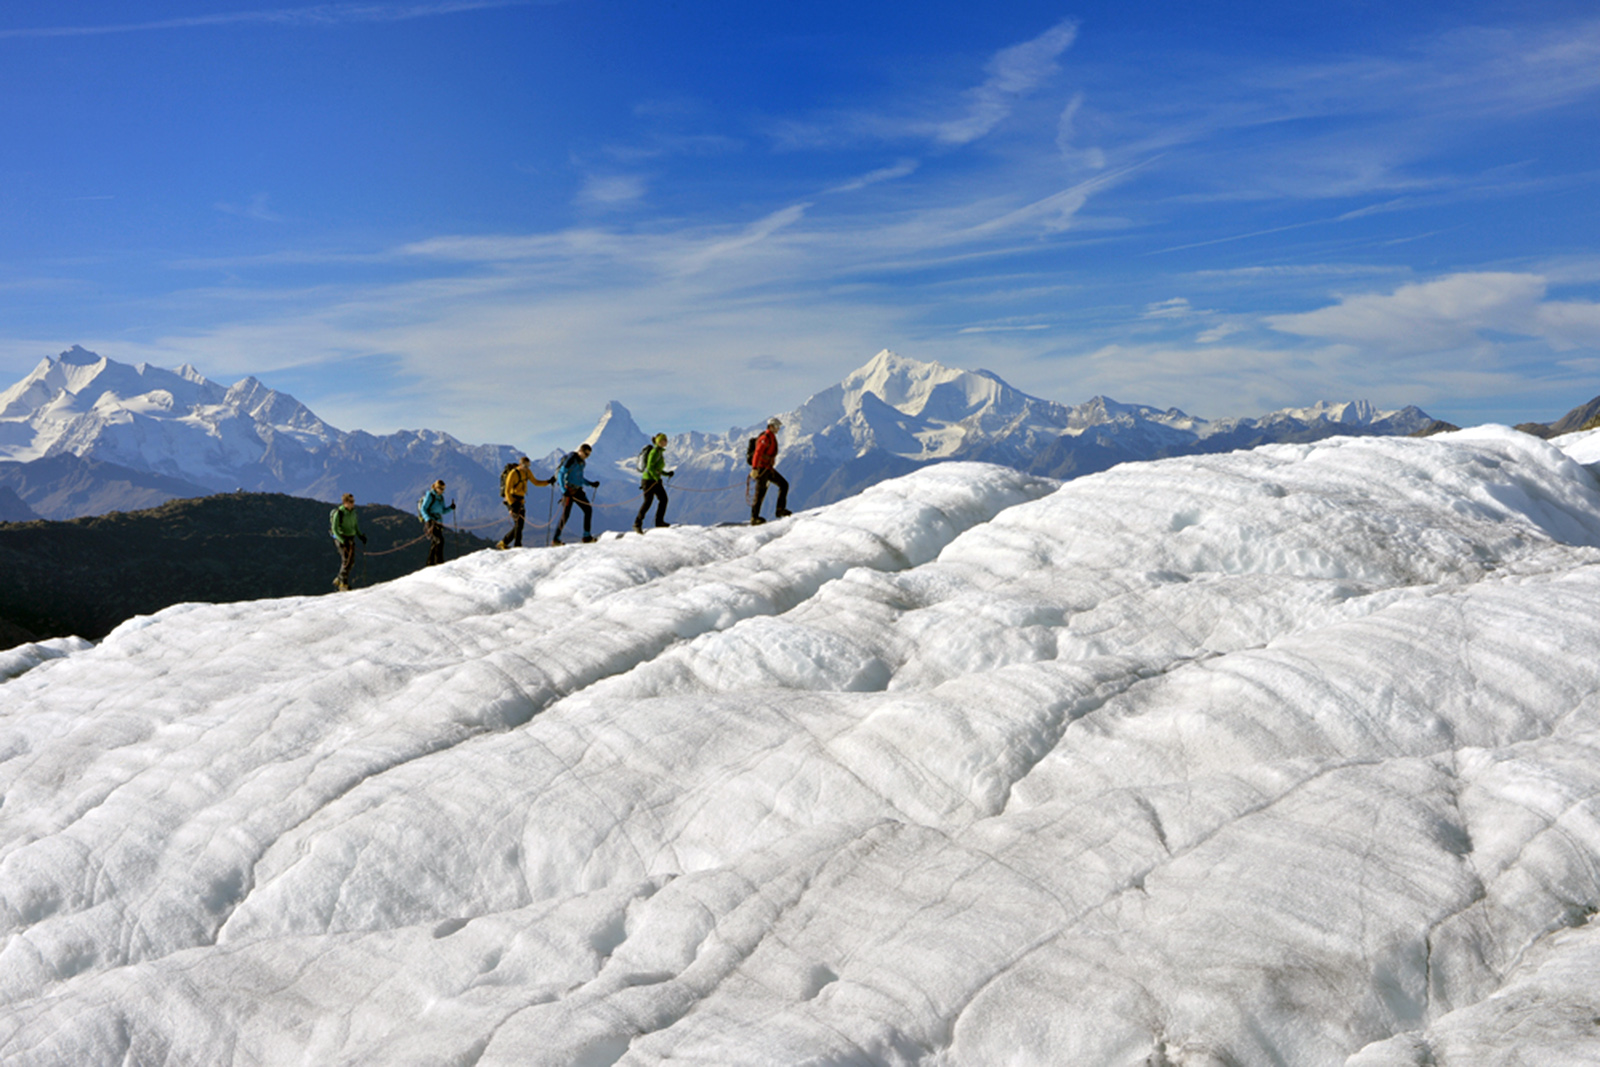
[497,456,551,549]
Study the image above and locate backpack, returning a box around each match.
[417,491,430,522]
[745,437,758,464]
[558,451,582,490]
[499,462,517,502]
[636,444,652,473]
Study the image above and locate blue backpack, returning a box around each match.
[558,452,584,490]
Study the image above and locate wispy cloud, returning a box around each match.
[956,323,1051,335]
[824,160,919,195]
[1142,297,1194,320]
[216,193,287,223]
[935,19,1078,145]
[1267,272,1600,354]
[575,174,649,210]
[767,18,1080,152]
[0,1,536,40]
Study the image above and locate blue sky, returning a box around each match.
[2,0,1598,452]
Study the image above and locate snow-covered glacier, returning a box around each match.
[4,426,1600,1066]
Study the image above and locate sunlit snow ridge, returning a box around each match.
[4,426,1600,1065]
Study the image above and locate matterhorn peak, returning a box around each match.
[575,400,651,465]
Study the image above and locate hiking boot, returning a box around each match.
[750,516,766,526]
[632,524,643,535]
[551,537,563,546]
[655,522,671,529]
[494,540,506,550]
[775,508,792,518]
[582,535,595,543]
[333,577,350,592]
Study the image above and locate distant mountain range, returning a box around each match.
[3,345,1439,529]
[0,347,520,522]
[547,350,1437,531]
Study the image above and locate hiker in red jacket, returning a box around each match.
[749,417,790,526]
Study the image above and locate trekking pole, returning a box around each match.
[545,483,554,547]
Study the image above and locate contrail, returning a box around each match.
[0,1,538,40]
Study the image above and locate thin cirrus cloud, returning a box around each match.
[215,194,287,224]
[576,175,649,209]
[824,160,920,195]
[935,19,1079,145]
[0,0,539,39]
[768,17,1080,152]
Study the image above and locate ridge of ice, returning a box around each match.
[4,429,1600,1063]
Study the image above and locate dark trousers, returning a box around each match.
[634,480,669,528]
[751,468,789,518]
[502,498,526,547]
[335,537,356,585]
[425,520,445,565]
[555,488,592,539]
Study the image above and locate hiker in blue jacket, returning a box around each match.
[417,479,455,566]
[553,443,599,545]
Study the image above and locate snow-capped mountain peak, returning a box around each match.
[1274,398,1376,424]
[583,400,650,455]
[637,350,1435,526]
[0,347,520,520]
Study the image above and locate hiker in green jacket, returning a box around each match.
[633,433,675,534]
[329,493,366,591]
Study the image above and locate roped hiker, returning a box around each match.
[497,456,551,550]
[633,432,675,534]
[329,492,366,591]
[749,417,791,526]
[553,443,599,545]
[417,479,455,566]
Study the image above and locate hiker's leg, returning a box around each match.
[751,471,769,517]
[576,490,593,535]
[634,485,652,530]
[427,520,445,565]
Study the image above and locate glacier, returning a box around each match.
[3,426,1600,1065]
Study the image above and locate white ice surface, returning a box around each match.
[1555,426,1600,469]
[0,636,93,685]
[4,434,1600,1065]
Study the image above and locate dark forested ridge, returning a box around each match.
[0,492,494,643]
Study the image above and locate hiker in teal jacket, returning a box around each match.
[329,493,366,591]
[418,479,455,566]
[633,433,675,533]
[552,443,599,545]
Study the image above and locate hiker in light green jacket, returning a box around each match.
[633,433,675,534]
[329,493,366,591]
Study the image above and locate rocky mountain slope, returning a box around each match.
[0,492,493,642]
